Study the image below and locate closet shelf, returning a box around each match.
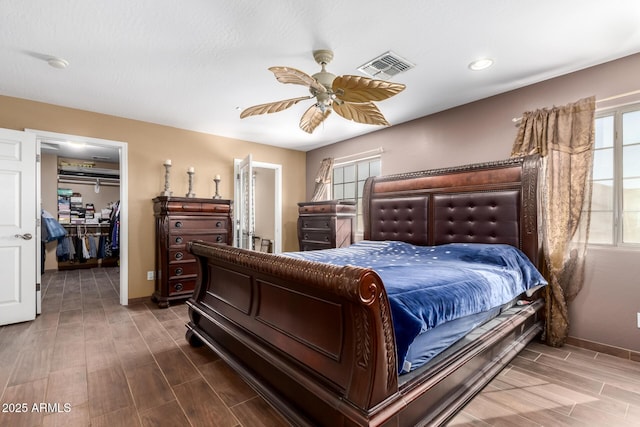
[57,175,120,186]
[62,223,111,227]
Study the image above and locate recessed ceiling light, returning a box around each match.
[66,141,86,148]
[47,57,69,69]
[468,58,494,71]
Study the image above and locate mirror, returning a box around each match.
[233,156,282,253]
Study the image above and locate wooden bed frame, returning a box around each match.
[185,155,544,426]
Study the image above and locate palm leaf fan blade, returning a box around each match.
[333,101,390,126]
[269,67,327,94]
[240,96,311,119]
[332,75,405,103]
[299,105,331,133]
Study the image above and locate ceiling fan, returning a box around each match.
[240,49,406,134]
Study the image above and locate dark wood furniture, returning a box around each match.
[297,200,356,251]
[152,196,232,308]
[185,155,544,426]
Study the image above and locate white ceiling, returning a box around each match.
[3,1,640,152]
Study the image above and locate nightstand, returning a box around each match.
[297,200,355,251]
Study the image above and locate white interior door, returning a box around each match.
[0,128,36,325]
[236,154,254,249]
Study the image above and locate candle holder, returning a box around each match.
[186,170,196,198]
[160,163,172,197]
[213,177,221,199]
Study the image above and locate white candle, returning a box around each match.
[164,159,171,166]
[188,166,195,173]
[215,174,221,180]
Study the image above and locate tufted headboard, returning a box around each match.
[362,155,540,267]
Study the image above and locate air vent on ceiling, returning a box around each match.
[357,51,415,80]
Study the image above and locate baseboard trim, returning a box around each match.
[567,336,640,363]
[127,296,149,305]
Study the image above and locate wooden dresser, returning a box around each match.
[297,200,356,251]
[152,196,232,307]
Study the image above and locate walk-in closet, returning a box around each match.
[41,152,120,273]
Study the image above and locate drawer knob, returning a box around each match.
[216,221,222,228]
[304,234,309,239]
[175,221,183,228]
[324,236,329,242]
[175,252,183,260]
[216,235,222,242]
[175,236,183,244]
[175,267,183,276]
[175,283,184,292]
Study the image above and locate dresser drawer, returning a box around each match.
[169,248,195,262]
[300,231,332,243]
[169,233,227,248]
[168,262,198,279]
[299,217,333,230]
[165,201,231,214]
[167,278,197,296]
[169,217,228,232]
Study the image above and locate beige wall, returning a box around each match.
[0,95,306,299]
[307,53,640,353]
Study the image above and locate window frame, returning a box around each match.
[331,154,382,237]
[591,102,640,248]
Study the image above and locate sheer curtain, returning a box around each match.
[311,157,335,201]
[511,96,595,346]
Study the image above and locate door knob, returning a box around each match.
[15,233,33,240]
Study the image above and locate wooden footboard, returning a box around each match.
[186,241,399,426]
[185,241,544,426]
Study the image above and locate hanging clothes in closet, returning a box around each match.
[42,209,67,273]
[109,200,120,257]
[56,226,110,264]
[56,200,120,270]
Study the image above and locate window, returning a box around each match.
[590,104,640,245]
[332,157,381,234]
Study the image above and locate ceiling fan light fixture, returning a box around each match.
[47,57,69,69]
[241,49,406,134]
[468,58,494,71]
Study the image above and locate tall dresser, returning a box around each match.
[152,196,232,308]
[297,200,356,251]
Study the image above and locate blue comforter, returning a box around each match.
[284,241,547,369]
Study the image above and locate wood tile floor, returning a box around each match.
[0,267,639,426]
